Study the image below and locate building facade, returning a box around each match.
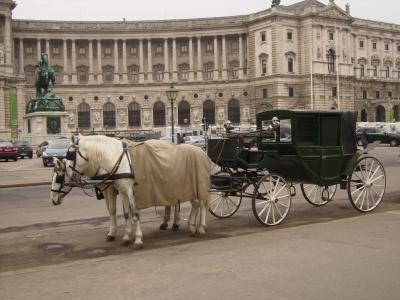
[0,0,400,141]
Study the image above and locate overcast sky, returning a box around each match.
[12,0,400,24]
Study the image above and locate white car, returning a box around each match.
[184,136,206,148]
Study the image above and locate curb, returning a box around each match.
[0,182,52,189]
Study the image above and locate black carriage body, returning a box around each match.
[255,110,359,186]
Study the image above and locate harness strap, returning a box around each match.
[91,173,134,180]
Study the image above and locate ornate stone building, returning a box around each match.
[0,0,400,141]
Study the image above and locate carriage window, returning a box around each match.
[261,118,292,143]
[298,116,316,145]
[320,116,340,146]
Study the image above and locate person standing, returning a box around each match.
[360,128,368,154]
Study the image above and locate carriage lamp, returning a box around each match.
[166,85,179,143]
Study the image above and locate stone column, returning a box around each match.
[113,39,119,83]
[122,39,128,83]
[71,40,77,84]
[163,38,169,82]
[19,39,24,75]
[46,39,50,62]
[97,39,103,84]
[197,36,203,81]
[0,84,5,129]
[238,34,244,79]
[222,35,228,80]
[213,36,219,80]
[139,39,144,83]
[63,39,69,84]
[88,40,94,83]
[4,15,12,65]
[189,37,194,81]
[147,39,153,82]
[37,39,41,61]
[172,38,178,81]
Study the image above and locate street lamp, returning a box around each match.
[166,84,179,143]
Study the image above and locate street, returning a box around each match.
[0,147,399,299]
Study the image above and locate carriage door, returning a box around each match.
[320,115,342,182]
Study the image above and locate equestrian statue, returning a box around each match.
[271,0,281,7]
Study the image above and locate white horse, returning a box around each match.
[52,135,211,247]
[51,158,181,243]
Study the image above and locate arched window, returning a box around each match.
[361,109,368,122]
[178,100,190,125]
[327,49,335,73]
[103,102,116,128]
[128,102,141,127]
[288,57,294,73]
[77,103,91,128]
[228,99,240,124]
[376,105,386,122]
[203,100,215,125]
[393,105,400,122]
[153,101,166,126]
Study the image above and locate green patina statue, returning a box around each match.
[271,0,281,7]
[25,53,65,114]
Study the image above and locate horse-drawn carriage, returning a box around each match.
[208,110,386,226]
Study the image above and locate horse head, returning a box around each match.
[50,158,72,205]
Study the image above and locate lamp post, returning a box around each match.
[166,84,179,143]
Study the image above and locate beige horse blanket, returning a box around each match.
[126,140,212,209]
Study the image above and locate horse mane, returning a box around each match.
[79,135,123,176]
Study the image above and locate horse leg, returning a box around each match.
[159,205,171,230]
[124,183,143,249]
[172,203,180,231]
[188,200,200,236]
[103,185,117,241]
[119,193,134,246]
[196,199,207,236]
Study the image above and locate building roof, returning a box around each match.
[285,0,326,11]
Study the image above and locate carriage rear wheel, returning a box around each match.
[252,174,291,226]
[300,184,337,206]
[347,156,386,212]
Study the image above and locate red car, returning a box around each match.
[0,141,18,161]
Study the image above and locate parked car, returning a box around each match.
[0,141,18,161]
[184,136,206,149]
[13,141,33,159]
[42,138,70,167]
[356,127,400,147]
[36,141,49,158]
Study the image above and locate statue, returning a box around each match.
[25,53,64,114]
[271,0,281,7]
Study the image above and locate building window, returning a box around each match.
[228,99,240,124]
[153,101,166,126]
[329,32,334,41]
[262,88,268,98]
[104,47,112,57]
[231,65,239,79]
[261,59,267,75]
[373,65,378,77]
[376,91,380,99]
[204,62,214,80]
[178,100,190,125]
[261,32,266,43]
[372,42,377,50]
[288,57,294,73]
[77,66,89,83]
[385,44,389,51]
[179,64,189,81]
[206,42,213,53]
[153,64,164,81]
[327,49,335,74]
[288,87,294,97]
[287,31,293,40]
[203,100,215,124]
[360,64,365,78]
[78,47,86,58]
[361,109,368,122]
[129,47,137,56]
[359,40,364,48]
[103,65,114,82]
[388,91,393,98]
[128,102,141,127]
[332,87,337,97]
[52,47,60,57]
[155,45,163,56]
[231,41,239,53]
[77,103,91,128]
[103,102,116,128]
[376,105,386,122]
[128,65,139,82]
[363,90,367,99]
[180,44,188,55]
[25,47,33,56]
[386,66,390,78]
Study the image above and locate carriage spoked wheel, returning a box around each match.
[347,156,386,212]
[209,190,242,218]
[252,174,291,226]
[300,184,337,206]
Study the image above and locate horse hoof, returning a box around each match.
[196,227,206,236]
[171,224,180,231]
[133,242,144,250]
[121,239,132,247]
[159,223,168,230]
[106,235,116,242]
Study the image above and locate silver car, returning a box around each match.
[42,138,70,167]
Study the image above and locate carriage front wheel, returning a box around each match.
[300,184,337,206]
[347,156,386,212]
[209,190,242,218]
[252,174,291,226]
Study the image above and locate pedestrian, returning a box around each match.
[360,128,368,154]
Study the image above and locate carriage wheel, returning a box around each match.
[252,174,291,226]
[209,190,242,218]
[300,184,337,206]
[347,156,386,212]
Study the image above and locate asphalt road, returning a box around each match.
[0,146,399,299]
